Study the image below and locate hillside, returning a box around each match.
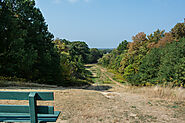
[1,64,184,123]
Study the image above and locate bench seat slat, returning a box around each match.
[0,111,60,118]
[0,118,58,122]
[0,105,54,114]
[0,91,54,100]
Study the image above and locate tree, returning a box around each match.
[158,38,185,86]
[53,39,90,81]
[129,32,148,52]
[117,40,128,54]
[120,32,149,79]
[135,48,161,85]
[0,0,32,77]
[147,29,165,43]
[69,41,90,64]
[130,38,185,86]
[171,23,185,40]
[98,21,185,87]
[155,33,174,48]
[88,48,102,63]
[0,0,61,84]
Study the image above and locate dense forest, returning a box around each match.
[98,24,185,87]
[0,0,184,87]
[0,0,107,86]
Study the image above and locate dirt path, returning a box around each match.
[97,64,125,88]
[0,64,184,123]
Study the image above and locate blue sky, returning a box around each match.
[35,0,185,48]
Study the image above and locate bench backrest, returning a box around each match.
[0,91,55,123]
[0,91,54,100]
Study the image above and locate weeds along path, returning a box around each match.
[85,64,112,91]
[97,65,125,88]
[86,64,124,88]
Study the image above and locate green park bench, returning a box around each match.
[0,91,60,123]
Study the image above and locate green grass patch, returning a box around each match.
[86,64,113,84]
[107,69,126,83]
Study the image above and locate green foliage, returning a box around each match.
[171,23,185,40]
[69,41,90,64]
[98,53,111,67]
[1,0,184,87]
[0,0,61,85]
[158,38,185,85]
[117,40,128,54]
[147,29,165,43]
[0,0,95,86]
[53,39,90,81]
[88,48,103,63]
[98,48,113,54]
[119,32,149,79]
[98,22,185,87]
[132,48,161,85]
[128,39,185,86]
[98,49,120,70]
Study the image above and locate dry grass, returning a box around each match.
[95,64,185,101]
[123,85,185,101]
[0,80,58,88]
[0,84,184,123]
[0,64,184,122]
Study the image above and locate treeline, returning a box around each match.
[0,0,62,85]
[53,38,105,82]
[98,22,185,87]
[0,0,106,86]
[53,39,111,76]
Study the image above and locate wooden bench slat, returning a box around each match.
[0,105,54,114]
[0,91,54,100]
[0,117,59,122]
[0,118,58,122]
[0,111,60,118]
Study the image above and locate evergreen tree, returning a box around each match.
[0,0,61,84]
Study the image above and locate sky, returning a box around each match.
[35,0,185,48]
